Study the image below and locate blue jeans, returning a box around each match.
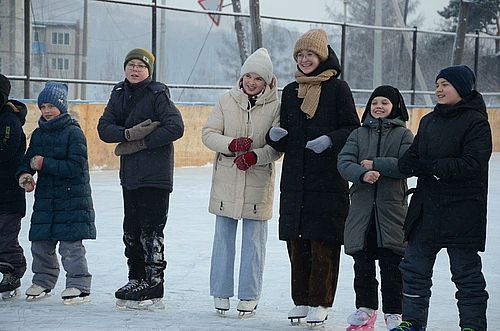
[400,223,488,330]
[210,215,268,300]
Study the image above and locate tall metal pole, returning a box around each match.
[373,0,382,87]
[411,27,417,105]
[474,30,480,88]
[159,0,166,83]
[151,0,157,81]
[341,24,346,81]
[24,0,31,98]
[81,0,88,99]
[249,0,262,51]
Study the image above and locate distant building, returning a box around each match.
[0,0,25,95]
[0,1,83,99]
[32,20,83,99]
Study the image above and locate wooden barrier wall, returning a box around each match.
[22,102,500,169]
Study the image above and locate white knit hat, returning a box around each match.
[240,48,273,85]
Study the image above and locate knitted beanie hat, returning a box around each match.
[240,48,274,85]
[363,85,409,122]
[37,81,68,113]
[124,48,155,76]
[0,74,11,106]
[293,29,329,62]
[435,65,475,98]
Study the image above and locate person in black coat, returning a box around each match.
[0,74,27,297]
[98,48,184,306]
[395,65,492,331]
[266,29,360,325]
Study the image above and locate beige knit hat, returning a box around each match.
[240,48,274,85]
[293,29,329,62]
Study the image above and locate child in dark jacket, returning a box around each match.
[395,65,491,331]
[0,74,27,299]
[17,82,96,304]
[338,86,414,330]
[97,48,184,309]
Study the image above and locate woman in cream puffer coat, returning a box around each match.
[202,48,281,315]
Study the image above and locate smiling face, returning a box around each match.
[296,50,321,74]
[435,78,462,106]
[241,72,266,96]
[370,96,393,119]
[125,59,149,84]
[40,103,61,121]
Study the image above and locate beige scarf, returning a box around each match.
[295,69,337,119]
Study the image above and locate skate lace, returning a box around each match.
[1,274,18,285]
[120,279,141,291]
[130,280,149,292]
[393,321,415,331]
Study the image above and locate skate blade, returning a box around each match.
[289,317,305,326]
[1,288,20,300]
[26,292,51,301]
[216,308,229,316]
[116,298,165,311]
[238,310,256,318]
[346,324,375,331]
[63,295,91,305]
[307,316,328,328]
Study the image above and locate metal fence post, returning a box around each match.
[411,26,417,105]
[341,24,346,80]
[474,30,479,89]
[152,0,157,81]
[24,0,31,98]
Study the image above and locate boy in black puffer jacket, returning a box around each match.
[396,65,492,331]
[0,74,27,299]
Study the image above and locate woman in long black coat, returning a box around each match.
[266,29,360,325]
[397,65,492,331]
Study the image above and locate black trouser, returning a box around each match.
[287,239,341,307]
[122,187,169,285]
[352,218,403,314]
[0,213,26,278]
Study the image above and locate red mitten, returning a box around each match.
[234,152,257,171]
[229,137,253,153]
[30,155,44,171]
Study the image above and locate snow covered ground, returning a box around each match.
[2,154,499,331]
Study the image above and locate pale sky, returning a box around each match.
[167,0,450,30]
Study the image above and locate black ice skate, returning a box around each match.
[115,280,164,311]
[0,273,21,300]
[61,287,90,305]
[115,279,141,300]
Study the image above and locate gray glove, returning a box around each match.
[124,119,161,141]
[114,139,146,156]
[269,127,288,142]
[305,135,332,154]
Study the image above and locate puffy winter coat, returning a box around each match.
[17,113,96,241]
[0,100,27,216]
[338,114,414,256]
[98,78,184,191]
[202,77,281,221]
[267,50,360,244]
[399,91,492,251]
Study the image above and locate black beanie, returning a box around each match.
[362,85,408,122]
[0,74,11,107]
[435,65,475,98]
